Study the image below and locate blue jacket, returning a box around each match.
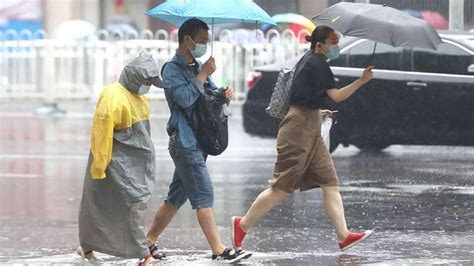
[162,50,219,148]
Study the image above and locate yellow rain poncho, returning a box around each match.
[78,53,160,258]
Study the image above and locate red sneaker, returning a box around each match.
[339,230,373,251]
[232,216,247,249]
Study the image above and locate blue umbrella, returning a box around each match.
[147,0,275,54]
[402,9,422,19]
[147,0,276,26]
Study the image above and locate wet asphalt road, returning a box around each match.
[0,100,473,265]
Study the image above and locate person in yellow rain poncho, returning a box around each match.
[76,52,162,265]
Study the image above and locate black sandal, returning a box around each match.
[148,243,166,260]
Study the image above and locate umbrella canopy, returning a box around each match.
[54,20,96,40]
[313,2,442,50]
[147,0,276,26]
[402,9,422,19]
[106,23,139,39]
[403,9,449,30]
[421,10,449,30]
[272,13,315,31]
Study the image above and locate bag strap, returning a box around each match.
[292,50,312,75]
[161,61,196,80]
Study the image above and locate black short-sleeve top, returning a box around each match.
[290,52,336,109]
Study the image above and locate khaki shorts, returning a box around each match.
[271,106,339,193]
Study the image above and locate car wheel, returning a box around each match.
[328,127,340,153]
[329,140,339,153]
[354,142,390,152]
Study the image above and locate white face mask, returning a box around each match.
[137,85,151,95]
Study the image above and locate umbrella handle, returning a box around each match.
[211,18,214,56]
[370,41,378,66]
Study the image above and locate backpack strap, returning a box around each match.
[162,61,188,78]
[293,50,312,76]
[161,60,199,80]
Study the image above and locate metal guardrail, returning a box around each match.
[0,29,310,103]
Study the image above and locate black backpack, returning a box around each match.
[163,61,229,156]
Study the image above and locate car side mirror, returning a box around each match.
[468,64,474,73]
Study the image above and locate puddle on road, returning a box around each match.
[6,249,472,266]
[448,186,474,195]
[386,184,474,195]
[366,258,472,265]
[385,184,445,194]
[341,186,393,193]
[341,180,474,196]
[4,250,325,265]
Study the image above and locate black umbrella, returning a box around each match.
[312,2,442,51]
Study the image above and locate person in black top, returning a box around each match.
[290,48,336,109]
[231,25,375,252]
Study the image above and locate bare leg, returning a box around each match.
[76,247,96,260]
[143,256,157,266]
[196,207,226,255]
[85,252,95,260]
[240,187,291,232]
[321,185,350,242]
[146,201,178,246]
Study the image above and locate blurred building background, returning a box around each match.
[1,0,473,35]
[1,0,473,106]
[0,0,42,34]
